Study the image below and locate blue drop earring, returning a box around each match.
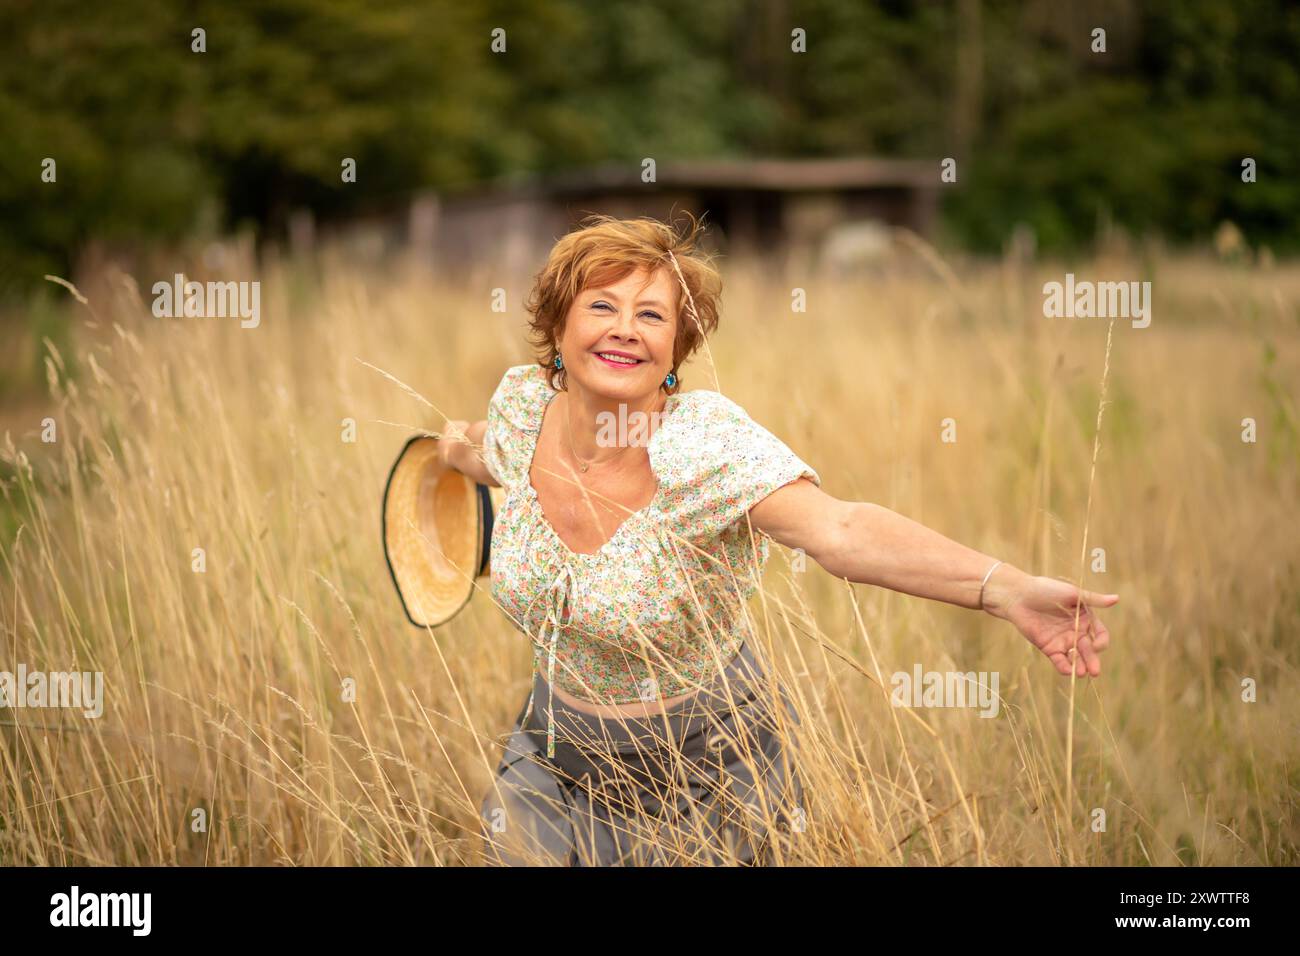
[664,370,677,389]
[554,354,563,370]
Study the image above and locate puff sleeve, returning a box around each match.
[481,364,552,490]
[650,390,821,546]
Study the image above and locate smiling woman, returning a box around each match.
[434,213,1120,867]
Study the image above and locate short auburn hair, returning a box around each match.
[525,212,722,394]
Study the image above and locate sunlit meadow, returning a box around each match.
[1,240,1296,865]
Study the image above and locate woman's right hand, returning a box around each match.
[438,419,471,472]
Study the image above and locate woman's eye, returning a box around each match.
[592,301,661,320]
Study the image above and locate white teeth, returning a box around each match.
[597,352,638,364]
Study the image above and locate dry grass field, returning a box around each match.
[1,242,1297,865]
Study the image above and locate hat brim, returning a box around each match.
[381,434,497,628]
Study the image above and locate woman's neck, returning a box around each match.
[562,387,668,461]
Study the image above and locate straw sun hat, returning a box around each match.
[381,434,502,627]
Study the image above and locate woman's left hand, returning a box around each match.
[982,566,1118,677]
[438,419,471,471]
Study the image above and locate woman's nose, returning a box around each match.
[610,309,638,338]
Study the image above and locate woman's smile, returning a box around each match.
[592,349,645,368]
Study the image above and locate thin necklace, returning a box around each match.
[565,406,629,473]
[563,392,664,473]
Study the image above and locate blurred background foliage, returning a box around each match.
[1,0,1298,297]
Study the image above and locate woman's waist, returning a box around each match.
[550,682,698,718]
[535,638,766,720]
[524,638,773,761]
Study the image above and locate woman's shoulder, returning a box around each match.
[489,363,556,428]
[654,386,796,454]
[483,363,555,488]
[657,386,745,435]
[651,386,820,541]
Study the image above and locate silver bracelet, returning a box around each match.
[978,560,1004,610]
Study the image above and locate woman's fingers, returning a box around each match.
[1076,605,1112,660]
[1091,616,1111,652]
[1075,634,1102,676]
[1048,651,1073,676]
[1050,643,1093,678]
[1044,608,1105,677]
[1078,588,1119,607]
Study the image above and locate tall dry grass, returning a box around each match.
[1,242,1297,865]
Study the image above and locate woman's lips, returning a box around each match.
[592,352,644,369]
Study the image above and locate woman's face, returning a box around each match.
[556,265,678,404]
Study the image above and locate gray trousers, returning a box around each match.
[479,641,805,866]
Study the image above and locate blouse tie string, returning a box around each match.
[521,561,577,759]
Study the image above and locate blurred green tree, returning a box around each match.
[1,0,1297,298]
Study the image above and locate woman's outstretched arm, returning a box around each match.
[748,477,1118,678]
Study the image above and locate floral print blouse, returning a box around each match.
[482,364,821,757]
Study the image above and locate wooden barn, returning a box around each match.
[311,156,940,280]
